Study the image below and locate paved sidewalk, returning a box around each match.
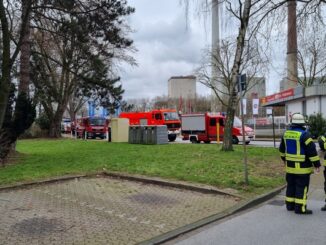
[0,176,239,245]
[170,171,326,245]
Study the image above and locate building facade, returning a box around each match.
[168,75,196,99]
[261,85,326,123]
[245,77,266,100]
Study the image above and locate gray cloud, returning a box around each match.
[121,1,210,100]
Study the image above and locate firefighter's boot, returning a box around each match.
[295,209,313,215]
[286,203,294,211]
[321,204,326,211]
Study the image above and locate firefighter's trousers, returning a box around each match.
[324,169,326,202]
[285,173,310,213]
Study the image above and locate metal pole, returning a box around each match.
[253,116,256,140]
[240,94,249,185]
[272,108,276,148]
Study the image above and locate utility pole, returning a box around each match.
[238,74,249,185]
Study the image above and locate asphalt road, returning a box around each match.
[167,170,326,245]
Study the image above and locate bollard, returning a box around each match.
[216,122,220,144]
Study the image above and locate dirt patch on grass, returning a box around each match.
[1,151,25,167]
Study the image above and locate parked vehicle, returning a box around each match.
[181,113,254,144]
[75,117,109,139]
[119,109,181,142]
[61,118,71,133]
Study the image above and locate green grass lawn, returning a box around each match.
[0,139,285,196]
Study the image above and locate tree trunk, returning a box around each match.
[48,102,68,138]
[222,93,237,151]
[0,1,12,128]
[19,0,31,94]
[0,128,16,166]
[221,0,251,151]
[67,99,77,122]
[48,120,62,138]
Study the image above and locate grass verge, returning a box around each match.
[0,139,285,196]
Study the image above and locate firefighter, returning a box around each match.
[318,134,326,211]
[279,113,320,214]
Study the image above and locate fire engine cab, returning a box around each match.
[119,109,181,142]
[75,116,109,139]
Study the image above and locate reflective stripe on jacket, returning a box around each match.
[279,126,320,174]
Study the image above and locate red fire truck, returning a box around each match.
[181,113,254,144]
[119,109,181,142]
[75,116,109,139]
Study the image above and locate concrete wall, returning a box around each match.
[322,97,326,116]
[306,97,320,116]
[168,76,196,99]
[287,101,302,115]
[246,77,266,99]
[286,96,326,118]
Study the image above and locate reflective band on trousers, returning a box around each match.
[294,187,308,213]
[286,197,295,203]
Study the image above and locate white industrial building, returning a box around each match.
[246,77,266,99]
[168,75,196,99]
[261,84,326,123]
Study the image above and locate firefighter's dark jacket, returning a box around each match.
[279,125,321,174]
[318,134,326,162]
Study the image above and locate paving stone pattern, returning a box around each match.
[0,177,239,245]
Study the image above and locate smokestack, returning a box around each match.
[211,0,223,112]
[286,0,298,89]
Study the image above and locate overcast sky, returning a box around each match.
[121,0,284,100]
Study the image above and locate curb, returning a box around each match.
[103,171,242,199]
[138,184,286,245]
[0,172,241,199]
[252,138,280,141]
[0,174,87,192]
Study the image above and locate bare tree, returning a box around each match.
[151,95,211,113]
[191,1,289,185]
[67,93,88,122]
[182,0,292,151]
[126,98,153,112]
[297,13,326,86]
